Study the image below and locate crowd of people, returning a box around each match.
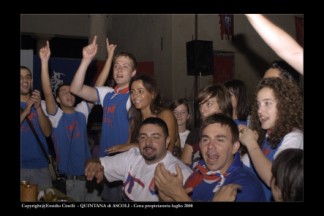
[20,14,303,202]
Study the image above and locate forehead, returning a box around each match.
[20,68,31,76]
[257,87,275,99]
[175,104,187,111]
[131,80,144,88]
[140,124,163,134]
[59,85,70,92]
[202,96,217,104]
[203,123,231,137]
[115,56,133,65]
[264,68,281,78]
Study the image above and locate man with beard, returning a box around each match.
[20,66,52,190]
[85,117,192,201]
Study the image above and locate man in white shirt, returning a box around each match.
[85,117,192,201]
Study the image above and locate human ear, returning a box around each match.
[232,141,240,154]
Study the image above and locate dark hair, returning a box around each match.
[224,79,250,121]
[250,77,303,148]
[128,74,166,143]
[55,84,69,98]
[200,113,239,144]
[113,52,137,71]
[169,98,192,130]
[270,60,300,83]
[197,83,233,119]
[271,148,304,201]
[20,66,32,77]
[140,117,169,138]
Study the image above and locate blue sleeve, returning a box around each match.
[225,168,266,202]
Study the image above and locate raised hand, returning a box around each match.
[30,90,42,109]
[25,98,34,114]
[39,41,51,62]
[238,125,259,148]
[106,37,117,58]
[82,35,98,61]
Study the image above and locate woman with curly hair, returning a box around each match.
[239,77,303,201]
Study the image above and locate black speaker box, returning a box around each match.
[186,40,214,76]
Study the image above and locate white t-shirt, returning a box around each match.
[273,129,303,158]
[179,130,190,149]
[100,147,192,201]
[241,129,303,168]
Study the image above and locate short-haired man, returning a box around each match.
[155,113,266,202]
[85,117,192,201]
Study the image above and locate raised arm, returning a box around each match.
[245,14,303,75]
[239,125,272,187]
[70,36,99,102]
[32,90,52,137]
[94,37,117,87]
[39,41,56,115]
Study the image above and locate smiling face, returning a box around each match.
[199,123,239,173]
[257,87,278,130]
[20,67,32,96]
[138,123,170,164]
[130,80,154,111]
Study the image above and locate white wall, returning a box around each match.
[20,49,33,73]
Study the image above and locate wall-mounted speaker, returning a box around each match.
[186,40,213,76]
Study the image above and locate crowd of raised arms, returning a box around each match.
[20,14,303,202]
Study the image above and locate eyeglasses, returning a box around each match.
[173,110,188,116]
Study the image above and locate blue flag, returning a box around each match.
[33,56,97,96]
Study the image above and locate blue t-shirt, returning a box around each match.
[234,119,247,126]
[96,86,130,157]
[49,102,91,176]
[185,153,266,202]
[21,101,49,169]
[250,137,283,201]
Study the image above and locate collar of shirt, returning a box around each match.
[114,86,129,94]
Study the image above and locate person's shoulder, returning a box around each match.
[158,108,173,116]
[97,86,114,94]
[164,152,192,171]
[158,109,177,123]
[128,146,141,156]
[229,165,258,184]
[282,129,303,144]
[285,129,303,137]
